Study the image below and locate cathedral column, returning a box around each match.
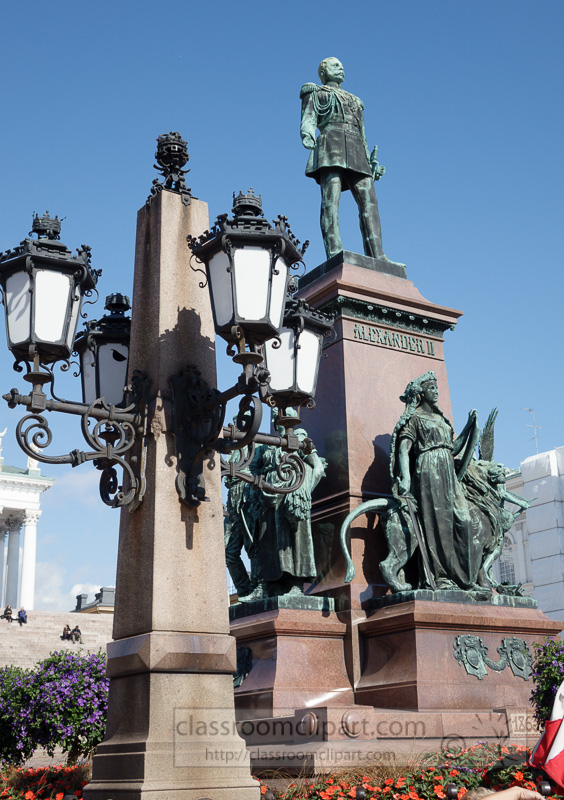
[0,524,6,608]
[19,510,41,610]
[5,518,22,608]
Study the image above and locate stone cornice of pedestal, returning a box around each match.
[229,608,348,642]
[359,599,563,638]
[325,296,455,338]
[297,261,462,332]
[106,631,238,679]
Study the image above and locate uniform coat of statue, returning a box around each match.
[300,57,388,261]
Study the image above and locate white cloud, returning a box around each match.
[48,469,102,508]
[34,561,102,612]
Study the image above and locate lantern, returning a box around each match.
[74,293,131,407]
[264,295,334,410]
[0,212,98,365]
[187,190,307,347]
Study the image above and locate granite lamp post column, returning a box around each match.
[19,510,40,610]
[85,188,258,800]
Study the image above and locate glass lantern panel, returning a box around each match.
[233,246,270,321]
[66,291,82,351]
[265,328,295,392]
[268,257,289,330]
[34,270,72,343]
[208,251,233,328]
[296,328,322,396]
[5,272,31,345]
[98,343,129,406]
[81,349,98,405]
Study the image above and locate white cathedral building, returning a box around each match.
[497,445,564,621]
[0,430,54,610]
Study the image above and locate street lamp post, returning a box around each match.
[0,133,333,800]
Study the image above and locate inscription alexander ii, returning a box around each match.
[352,323,437,357]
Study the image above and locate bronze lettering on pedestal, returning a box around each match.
[352,323,437,358]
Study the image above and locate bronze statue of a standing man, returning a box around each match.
[300,57,392,262]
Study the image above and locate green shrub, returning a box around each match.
[0,651,108,766]
[531,637,564,730]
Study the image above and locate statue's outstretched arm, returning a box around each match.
[453,409,478,456]
[300,89,317,150]
[500,487,533,515]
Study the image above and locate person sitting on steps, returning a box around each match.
[71,624,83,644]
[2,604,13,623]
[17,607,27,626]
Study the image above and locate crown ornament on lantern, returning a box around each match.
[30,211,62,240]
[232,188,263,217]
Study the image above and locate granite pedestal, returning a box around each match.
[297,251,462,606]
[228,252,562,772]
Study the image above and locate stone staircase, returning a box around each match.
[0,610,114,670]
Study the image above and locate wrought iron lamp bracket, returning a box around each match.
[2,369,150,510]
[169,361,311,508]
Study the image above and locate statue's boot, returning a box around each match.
[238,582,269,603]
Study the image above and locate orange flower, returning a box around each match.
[261,787,268,795]
[400,794,410,800]
[409,793,419,800]
[514,772,524,782]
[383,788,391,795]
[395,779,406,788]
[385,779,394,786]
[56,794,64,800]
[449,770,458,777]
[24,793,35,800]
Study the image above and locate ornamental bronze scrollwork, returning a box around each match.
[453,635,532,681]
[4,368,150,510]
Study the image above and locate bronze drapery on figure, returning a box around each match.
[226,413,328,603]
[339,372,532,598]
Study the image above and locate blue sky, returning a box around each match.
[0,1,562,609]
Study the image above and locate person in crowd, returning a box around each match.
[71,624,83,644]
[17,607,27,626]
[62,623,72,640]
[2,604,13,623]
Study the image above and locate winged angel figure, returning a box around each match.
[340,372,532,598]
